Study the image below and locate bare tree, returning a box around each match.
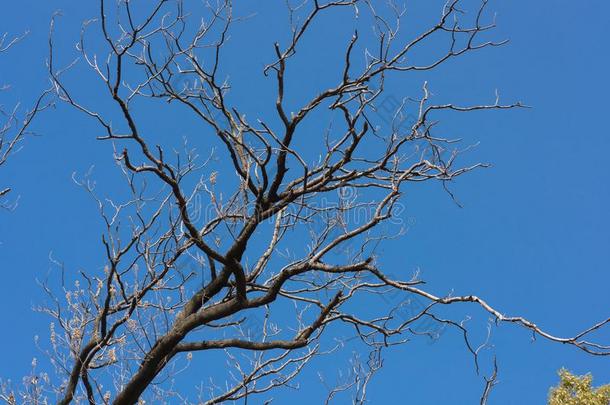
[3,1,608,404]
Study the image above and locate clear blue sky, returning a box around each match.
[1,1,609,403]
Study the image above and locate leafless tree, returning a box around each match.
[2,0,609,404]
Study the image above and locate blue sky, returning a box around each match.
[1,1,609,404]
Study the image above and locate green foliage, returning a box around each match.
[548,369,610,405]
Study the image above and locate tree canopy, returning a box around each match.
[549,369,610,405]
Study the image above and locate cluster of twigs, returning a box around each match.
[0,32,51,208]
